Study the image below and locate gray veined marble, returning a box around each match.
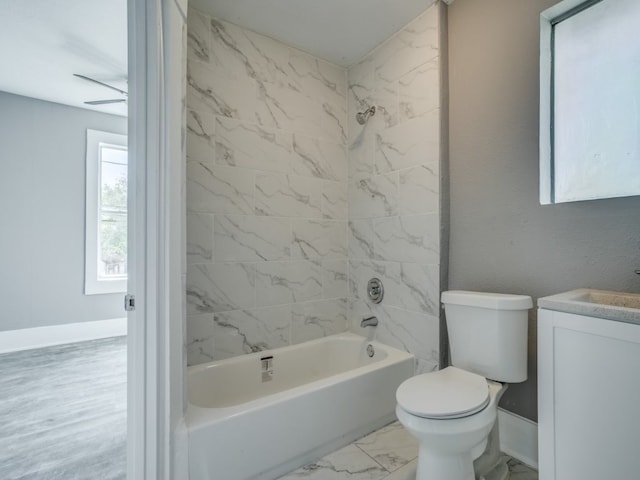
[187,59,240,119]
[215,116,292,173]
[285,50,348,142]
[214,306,291,358]
[322,259,349,299]
[291,135,347,182]
[186,160,255,215]
[288,51,346,102]
[348,219,376,260]
[255,260,323,307]
[209,16,290,89]
[348,174,398,219]
[187,8,210,62]
[347,79,398,133]
[280,444,389,480]
[373,305,440,366]
[398,56,439,123]
[348,260,399,302]
[320,99,348,145]
[397,263,440,317]
[354,422,418,472]
[321,181,348,220]
[347,299,439,364]
[186,262,256,313]
[186,7,349,366]
[292,219,347,260]
[348,80,374,119]
[186,108,216,164]
[187,212,214,265]
[398,164,439,216]
[291,298,348,345]
[187,313,216,365]
[374,114,440,175]
[255,173,323,218]
[0,337,126,480]
[348,259,439,316]
[278,421,539,480]
[214,214,291,262]
[348,129,375,181]
[373,215,439,264]
[372,7,440,84]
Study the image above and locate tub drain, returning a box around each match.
[366,344,375,357]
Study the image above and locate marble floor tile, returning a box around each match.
[278,421,539,480]
[379,461,417,480]
[354,422,418,472]
[0,337,127,480]
[506,456,539,480]
[279,444,389,480]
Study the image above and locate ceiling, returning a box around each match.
[0,0,127,117]
[0,0,448,117]
[185,0,440,67]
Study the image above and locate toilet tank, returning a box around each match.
[442,291,533,383]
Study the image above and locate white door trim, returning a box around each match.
[128,1,185,478]
[127,0,163,478]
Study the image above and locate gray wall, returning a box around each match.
[448,0,640,421]
[0,92,127,332]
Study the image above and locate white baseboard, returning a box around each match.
[498,407,538,469]
[0,318,127,354]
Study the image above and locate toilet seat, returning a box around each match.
[396,366,489,419]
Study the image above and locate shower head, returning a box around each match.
[356,106,376,125]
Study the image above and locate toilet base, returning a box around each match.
[397,381,505,480]
[382,456,510,480]
[478,460,509,480]
[474,384,509,480]
[416,445,476,480]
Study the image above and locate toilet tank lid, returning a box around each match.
[441,291,533,310]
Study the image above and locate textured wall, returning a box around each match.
[448,0,640,421]
[346,4,445,374]
[0,92,127,332]
[185,9,349,364]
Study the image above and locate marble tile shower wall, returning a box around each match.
[185,8,349,365]
[347,4,442,374]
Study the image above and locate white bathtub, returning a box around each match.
[185,332,414,480]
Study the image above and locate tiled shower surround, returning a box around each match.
[347,5,444,374]
[185,2,444,369]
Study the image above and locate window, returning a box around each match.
[85,129,128,294]
[540,0,640,204]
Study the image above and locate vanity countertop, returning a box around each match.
[538,289,640,325]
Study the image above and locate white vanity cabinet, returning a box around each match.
[538,305,640,479]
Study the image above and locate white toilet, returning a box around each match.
[395,290,532,480]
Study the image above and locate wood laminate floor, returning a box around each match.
[0,337,127,480]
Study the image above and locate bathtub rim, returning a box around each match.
[185,332,415,424]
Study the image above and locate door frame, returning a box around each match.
[127,0,164,478]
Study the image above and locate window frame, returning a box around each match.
[85,128,128,295]
[540,0,640,204]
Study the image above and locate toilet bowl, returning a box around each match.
[395,291,532,480]
[396,368,504,480]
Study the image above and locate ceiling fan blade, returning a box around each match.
[74,74,128,96]
[85,99,127,105]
